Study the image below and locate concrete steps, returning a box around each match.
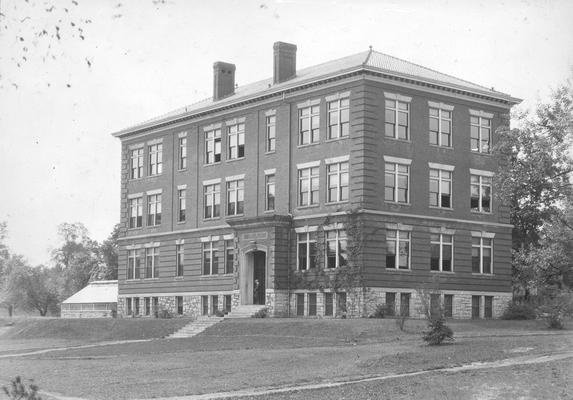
[224,304,268,319]
[165,316,223,339]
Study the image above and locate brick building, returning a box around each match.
[112,42,520,319]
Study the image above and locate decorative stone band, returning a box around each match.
[428,100,455,111]
[428,162,455,171]
[384,92,412,102]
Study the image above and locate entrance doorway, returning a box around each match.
[241,250,266,305]
[253,251,266,305]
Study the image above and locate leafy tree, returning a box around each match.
[93,223,119,280]
[12,265,60,316]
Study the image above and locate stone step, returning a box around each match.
[165,317,223,339]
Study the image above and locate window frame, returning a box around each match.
[429,107,453,147]
[385,229,411,270]
[385,162,410,204]
[204,128,222,165]
[226,179,244,216]
[176,244,184,277]
[298,105,320,146]
[472,236,493,274]
[145,246,159,279]
[297,232,317,270]
[470,115,492,154]
[327,97,350,140]
[266,115,276,153]
[384,99,410,140]
[225,239,234,275]
[127,249,141,280]
[324,229,348,269]
[203,183,221,219]
[178,136,187,170]
[265,174,275,211]
[298,166,320,207]
[326,161,349,203]
[177,188,186,223]
[130,148,144,179]
[227,123,245,160]
[147,193,162,226]
[148,143,163,176]
[470,174,492,213]
[202,240,219,275]
[430,233,454,272]
[128,197,143,229]
[429,168,453,209]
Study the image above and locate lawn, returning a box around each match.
[0,318,571,399]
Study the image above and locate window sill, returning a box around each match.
[385,268,411,272]
[325,136,349,143]
[177,168,187,173]
[127,227,143,231]
[429,144,454,150]
[472,273,494,276]
[147,174,162,178]
[383,137,411,144]
[297,142,320,149]
[143,278,159,281]
[265,151,276,155]
[203,217,222,221]
[471,151,493,156]
[263,209,276,214]
[128,177,144,182]
[174,276,185,280]
[226,214,245,219]
[471,210,492,215]
[226,157,245,163]
[384,201,411,206]
[176,221,186,225]
[429,206,454,211]
[296,204,320,210]
[325,200,349,206]
[203,162,222,167]
[430,270,455,274]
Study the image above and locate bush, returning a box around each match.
[369,303,394,318]
[214,309,225,317]
[501,301,537,320]
[252,307,268,318]
[158,309,173,319]
[537,291,573,329]
[3,376,41,400]
[423,316,454,345]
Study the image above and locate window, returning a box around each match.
[327,98,349,139]
[224,295,232,313]
[227,123,245,160]
[205,128,222,164]
[204,183,221,219]
[484,296,493,318]
[176,244,184,277]
[429,169,452,208]
[444,294,453,318]
[324,293,333,316]
[400,293,411,317]
[144,297,150,316]
[147,194,162,226]
[226,179,244,216]
[178,137,187,170]
[127,249,141,279]
[471,174,492,213]
[298,166,319,206]
[472,237,493,274]
[299,105,320,145]
[385,162,409,203]
[308,293,317,316]
[152,297,158,317]
[128,197,142,229]
[296,293,305,316]
[148,143,163,176]
[225,239,234,274]
[472,295,480,319]
[337,292,347,316]
[202,240,219,275]
[130,148,143,179]
[325,230,348,269]
[386,230,410,269]
[327,161,349,203]
[297,232,317,270]
[145,247,159,278]
[176,296,183,315]
[266,115,276,152]
[177,189,186,222]
[385,292,396,316]
[211,295,219,314]
[430,234,453,272]
[201,295,208,316]
[429,108,452,147]
[265,174,275,211]
[134,297,140,315]
[385,99,409,140]
[126,298,132,314]
[430,294,441,317]
[471,116,491,153]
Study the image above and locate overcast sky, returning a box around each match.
[1,0,572,266]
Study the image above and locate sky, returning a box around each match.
[1,0,572,266]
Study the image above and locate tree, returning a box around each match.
[93,223,119,280]
[11,265,60,316]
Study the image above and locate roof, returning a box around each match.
[62,280,118,304]
[113,49,521,137]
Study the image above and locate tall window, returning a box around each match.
[308,293,317,316]
[176,296,183,315]
[177,189,186,223]
[386,230,410,269]
[126,297,132,315]
[298,166,319,206]
[299,105,320,145]
[202,241,219,275]
[145,247,159,278]
[147,194,162,226]
[178,137,187,170]
[327,161,349,203]
[297,232,317,270]
[429,169,452,208]
[226,179,244,216]
[472,237,493,274]
[176,244,184,277]
[430,234,453,272]
[325,230,348,269]
[385,163,409,203]
[400,293,411,317]
[327,98,349,139]
[324,293,333,316]
[470,116,491,153]
[385,100,409,140]
[204,183,221,219]
[128,197,142,228]
[225,239,234,274]
[484,296,493,318]
[444,294,453,318]
[127,249,141,279]
[144,297,150,316]
[471,174,492,213]
[266,115,276,152]
[385,292,396,316]
[227,123,245,160]
[130,148,143,179]
[148,143,163,176]
[265,174,275,211]
[429,108,452,147]
[472,295,480,319]
[296,293,305,316]
[205,128,221,164]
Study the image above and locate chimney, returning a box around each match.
[213,61,236,101]
[273,41,297,84]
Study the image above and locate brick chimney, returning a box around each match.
[273,42,297,84]
[213,61,236,101]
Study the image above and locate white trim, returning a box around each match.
[143,242,160,248]
[429,227,456,235]
[146,189,162,196]
[128,143,144,150]
[383,155,412,165]
[325,91,351,102]
[265,109,276,117]
[469,109,494,119]
[323,223,345,231]
[202,178,222,186]
[127,192,143,199]
[225,117,246,126]
[470,168,494,177]
[225,174,245,182]
[325,155,350,164]
[264,168,276,175]
[471,231,496,238]
[203,123,222,131]
[384,92,412,102]
[428,101,454,111]
[222,234,234,241]
[175,239,184,245]
[177,184,187,190]
[385,223,413,231]
[118,225,231,242]
[119,290,236,298]
[297,98,320,108]
[125,244,142,250]
[200,235,220,243]
[294,225,319,234]
[428,162,455,171]
[177,131,187,138]
[296,160,321,169]
[147,138,163,146]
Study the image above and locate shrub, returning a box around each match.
[537,291,573,329]
[416,278,454,345]
[158,309,173,319]
[252,307,268,318]
[501,301,536,320]
[214,309,225,318]
[369,303,394,318]
[423,316,454,345]
[3,376,41,400]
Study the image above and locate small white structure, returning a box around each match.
[61,280,118,318]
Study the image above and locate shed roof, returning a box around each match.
[62,280,118,304]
